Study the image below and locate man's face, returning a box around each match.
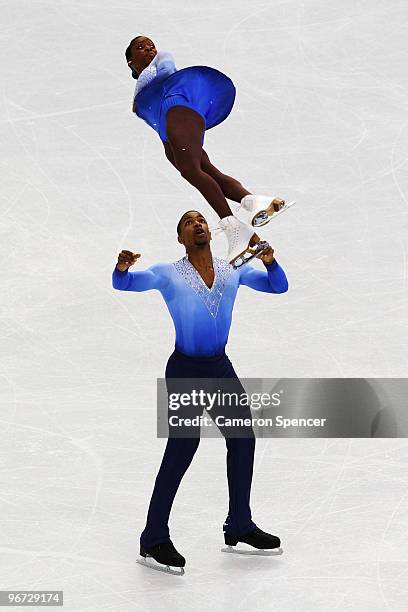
[128,37,157,74]
[178,211,212,248]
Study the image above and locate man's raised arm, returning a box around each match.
[238,246,288,294]
[112,250,169,292]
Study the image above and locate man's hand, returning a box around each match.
[257,245,275,265]
[116,250,141,272]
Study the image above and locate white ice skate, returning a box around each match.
[240,195,296,227]
[218,215,270,269]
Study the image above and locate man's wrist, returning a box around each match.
[264,258,276,268]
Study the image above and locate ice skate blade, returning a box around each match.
[221,545,283,556]
[231,241,270,269]
[137,556,185,576]
[252,200,296,227]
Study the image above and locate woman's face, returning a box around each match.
[128,37,157,74]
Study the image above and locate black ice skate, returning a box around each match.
[221,526,283,556]
[137,541,186,576]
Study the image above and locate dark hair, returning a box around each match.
[125,36,145,79]
[177,211,202,235]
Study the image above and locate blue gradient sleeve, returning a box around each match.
[239,260,288,293]
[112,263,170,292]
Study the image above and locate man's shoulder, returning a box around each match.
[236,262,255,275]
[213,255,230,266]
[213,256,237,276]
[149,261,175,275]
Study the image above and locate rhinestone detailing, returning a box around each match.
[134,63,158,97]
[173,256,232,318]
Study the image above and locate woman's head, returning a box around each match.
[125,36,157,79]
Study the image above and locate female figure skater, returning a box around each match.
[125,35,291,267]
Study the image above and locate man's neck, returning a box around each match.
[186,245,214,271]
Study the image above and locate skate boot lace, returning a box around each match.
[210,218,240,246]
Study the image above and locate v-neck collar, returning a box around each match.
[185,255,217,291]
[173,255,233,318]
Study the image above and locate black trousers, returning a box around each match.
[140,348,256,548]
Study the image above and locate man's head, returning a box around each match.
[125,36,157,79]
[177,210,212,250]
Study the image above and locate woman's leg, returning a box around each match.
[165,106,232,219]
[164,141,251,204]
[200,150,251,203]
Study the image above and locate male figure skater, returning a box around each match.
[112,210,288,574]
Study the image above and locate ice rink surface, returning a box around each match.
[1,0,408,609]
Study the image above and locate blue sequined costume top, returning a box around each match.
[112,257,288,357]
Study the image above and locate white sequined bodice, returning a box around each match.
[133,50,177,98]
[173,256,233,318]
[134,61,158,97]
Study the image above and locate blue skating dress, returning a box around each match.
[133,51,236,144]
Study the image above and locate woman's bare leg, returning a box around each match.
[200,149,251,203]
[164,140,251,204]
[165,106,232,219]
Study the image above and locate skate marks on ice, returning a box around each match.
[136,555,185,576]
[221,545,284,556]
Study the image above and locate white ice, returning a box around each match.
[1,0,408,610]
